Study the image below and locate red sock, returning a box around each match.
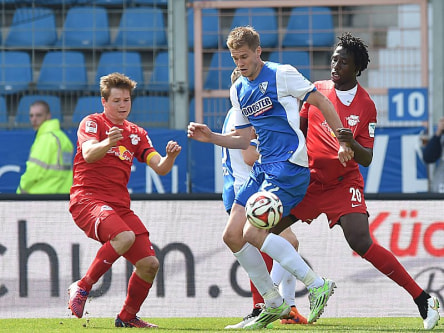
[78,241,120,292]
[363,243,423,299]
[119,272,152,322]
[250,251,273,308]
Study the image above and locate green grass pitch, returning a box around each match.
[0,317,441,332]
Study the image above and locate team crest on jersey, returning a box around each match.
[130,134,141,145]
[346,115,360,127]
[85,120,97,134]
[259,82,268,94]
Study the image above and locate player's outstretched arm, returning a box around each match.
[187,122,250,149]
[148,140,181,176]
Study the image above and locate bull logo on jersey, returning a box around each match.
[108,145,134,162]
[259,82,268,94]
[346,115,360,127]
[129,134,140,145]
[242,97,273,117]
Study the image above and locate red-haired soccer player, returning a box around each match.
[68,72,181,328]
[275,32,440,330]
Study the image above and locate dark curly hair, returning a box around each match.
[336,32,370,77]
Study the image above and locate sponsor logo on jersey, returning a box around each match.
[242,97,273,117]
[368,122,376,138]
[259,82,268,94]
[108,145,134,162]
[85,120,97,134]
[346,114,360,127]
[321,120,336,137]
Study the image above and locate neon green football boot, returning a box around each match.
[308,278,336,323]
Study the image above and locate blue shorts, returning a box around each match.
[234,161,310,217]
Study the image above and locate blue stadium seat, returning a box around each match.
[131,0,167,5]
[147,51,194,92]
[0,51,32,95]
[129,96,169,126]
[94,51,144,89]
[36,51,88,91]
[57,6,110,48]
[230,8,278,48]
[189,97,230,132]
[0,97,7,124]
[72,96,103,124]
[268,50,311,79]
[91,0,131,5]
[283,7,335,47]
[15,95,62,126]
[5,7,57,47]
[187,8,220,49]
[113,7,167,48]
[204,51,234,90]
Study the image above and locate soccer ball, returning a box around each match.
[245,191,283,229]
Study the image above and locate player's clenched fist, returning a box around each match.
[187,122,213,143]
[165,140,181,157]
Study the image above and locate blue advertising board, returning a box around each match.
[0,126,430,194]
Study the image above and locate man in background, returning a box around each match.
[17,100,73,194]
[422,117,444,193]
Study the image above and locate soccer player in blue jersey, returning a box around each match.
[222,69,307,329]
[188,26,353,329]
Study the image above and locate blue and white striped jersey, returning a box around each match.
[231,61,315,167]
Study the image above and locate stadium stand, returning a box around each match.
[147,51,195,92]
[113,7,167,48]
[0,51,32,95]
[56,6,110,48]
[204,51,234,90]
[36,51,88,91]
[282,6,335,47]
[230,7,278,48]
[268,50,311,79]
[5,7,57,47]
[187,7,220,49]
[129,96,169,126]
[72,96,103,124]
[94,51,145,89]
[0,96,7,125]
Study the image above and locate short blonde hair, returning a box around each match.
[100,72,137,101]
[226,26,260,51]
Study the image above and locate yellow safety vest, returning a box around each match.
[17,119,74,194]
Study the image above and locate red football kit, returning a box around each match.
[291,80,377,227]
[69,112,158,242]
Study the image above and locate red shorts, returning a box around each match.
[69,198,148,243]
[290,177,368,228]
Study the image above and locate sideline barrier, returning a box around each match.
[0,196,442,319]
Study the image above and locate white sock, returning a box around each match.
[280,269,297,307]
[261,233,323,288]
[270,260,285,285]
[233,243,283,307]
[271,261,296,306]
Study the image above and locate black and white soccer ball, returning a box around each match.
[245,191,283,229]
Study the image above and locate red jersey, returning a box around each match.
[70,112,157,207]
[300,80,377,183]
